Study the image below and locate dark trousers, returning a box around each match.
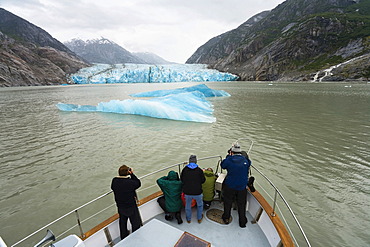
[203,200,212,210]
[118,206,142,239]
[222,183,248,227]
[157,196,182,223]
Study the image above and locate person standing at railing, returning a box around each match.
[111,165,142,240]
[202,167,217,210]
[156,170,183,224]
[181,155,206,224]
[221,144,251,228]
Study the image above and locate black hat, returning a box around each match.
[189,155,197,163]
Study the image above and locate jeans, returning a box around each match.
[185,194,203,221]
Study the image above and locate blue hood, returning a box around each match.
[187,163,198,169]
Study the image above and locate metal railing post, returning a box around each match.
[75,210,85,238]
[271,190,278,217]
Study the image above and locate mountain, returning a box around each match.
[132,52,175,64]
[64,38,174,65]
[186,0,370,81]
[0,8,88,87]
[64,38,145,64]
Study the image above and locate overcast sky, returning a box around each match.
[1,0,285,63]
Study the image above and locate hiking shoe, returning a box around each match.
[187,220,191,223]
[240,217,248,227]
[198,214,203,223]
[222,218,230,224]
[165,215,173,221]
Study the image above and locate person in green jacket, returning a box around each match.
[202,168,216,210]
[156,170,183,224]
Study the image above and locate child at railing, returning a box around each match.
[202,168,217,210]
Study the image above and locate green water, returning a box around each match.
[0,82,369,246]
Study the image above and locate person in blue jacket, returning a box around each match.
[156,170,183,224]
[221,144,251,228]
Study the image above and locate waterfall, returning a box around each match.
[311,55,365,82]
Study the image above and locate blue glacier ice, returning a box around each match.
[56,92,216,123]
[131,84,230,98]
[70,63,238,84]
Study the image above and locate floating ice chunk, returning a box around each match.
[56,92,215,123]
[131,84,230,98]
[70,63,238,84]
[56,103,97,111]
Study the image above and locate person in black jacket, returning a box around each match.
[111,165,142,239]
[180,155,206,223]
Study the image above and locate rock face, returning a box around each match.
[186,0,370,81]
[0,8,88,87]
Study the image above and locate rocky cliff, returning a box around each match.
[0,8,88,87]
[186,0,370,81]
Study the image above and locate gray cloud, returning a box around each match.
[1,0,285,63]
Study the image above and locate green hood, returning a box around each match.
[167,170,179,181]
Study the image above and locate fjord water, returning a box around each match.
[0,82,369,246]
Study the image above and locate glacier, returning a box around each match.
[70,63,238,84]
[130,84,230,97]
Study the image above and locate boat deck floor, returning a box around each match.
[117,200,270,247]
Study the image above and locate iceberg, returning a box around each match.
[70,63,238,84]
[131,84,230,97]
[56,92,216,123]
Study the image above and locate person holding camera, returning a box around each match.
[111,165,142,239]
[221,144,251,228]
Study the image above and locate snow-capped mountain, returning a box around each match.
[65,38,173,65]
[64,38,144,64]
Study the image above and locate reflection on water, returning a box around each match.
[0,82,369,246]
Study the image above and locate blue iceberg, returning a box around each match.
[57,92,216,123]
[70,63,238,84]
[131,84,230,98]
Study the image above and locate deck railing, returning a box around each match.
[10,155,311,247]
[249,164,312,247]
